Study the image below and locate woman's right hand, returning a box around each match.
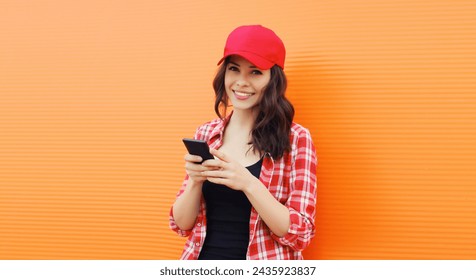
[184,154,212,184]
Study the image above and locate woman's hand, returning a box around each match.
[184,154,217,184]
[201,148,258,192]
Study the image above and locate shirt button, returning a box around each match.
[197,223,201,226]
[195,242,200,247]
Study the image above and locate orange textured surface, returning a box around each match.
[1,0,475,259]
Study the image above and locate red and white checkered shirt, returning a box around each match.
[169,114,317,260]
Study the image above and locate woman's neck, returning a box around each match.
[228,108,258,132]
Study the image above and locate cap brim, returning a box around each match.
[217,52,275,70]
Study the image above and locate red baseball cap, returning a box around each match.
[217,25,286,70]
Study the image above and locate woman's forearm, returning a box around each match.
[172,179,203,231]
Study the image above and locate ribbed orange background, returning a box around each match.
[1,0,475,259]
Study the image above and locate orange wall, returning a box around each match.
[1,0,475,259]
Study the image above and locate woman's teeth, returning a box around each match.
[234,91,253,97]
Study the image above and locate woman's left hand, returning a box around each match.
[201,148,258,192]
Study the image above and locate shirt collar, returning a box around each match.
[208,111,233,147]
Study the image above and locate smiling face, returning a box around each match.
[224,55,271,113]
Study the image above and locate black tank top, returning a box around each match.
[198,157,263,260]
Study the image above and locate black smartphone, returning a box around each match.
[182,138,214,164]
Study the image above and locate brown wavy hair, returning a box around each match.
[212,57,294,159]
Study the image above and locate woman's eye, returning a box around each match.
[252,70,263,75]
[228,66,239,71]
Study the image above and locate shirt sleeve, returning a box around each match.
[270,127,318,251]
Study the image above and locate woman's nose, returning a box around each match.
[235,78,249,87]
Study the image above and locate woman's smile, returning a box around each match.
[233,90,255,100]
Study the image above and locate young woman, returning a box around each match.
[169,25,317,260]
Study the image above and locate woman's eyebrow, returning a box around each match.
[229,61,257,68]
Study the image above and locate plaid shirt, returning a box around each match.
[169,114,317,260]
